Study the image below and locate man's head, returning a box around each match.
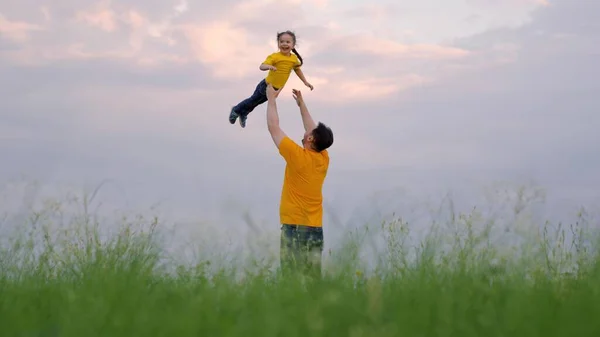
[302,122,334,152]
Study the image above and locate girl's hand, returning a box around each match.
[305,82,314,90]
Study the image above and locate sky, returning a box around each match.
[1,0,599,263]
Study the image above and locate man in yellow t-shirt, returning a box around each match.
[264,83,334,279]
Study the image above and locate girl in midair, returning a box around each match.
[229,30,313,128]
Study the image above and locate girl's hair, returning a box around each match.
[277,30,303,66]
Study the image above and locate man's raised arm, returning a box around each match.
[266,84,287,147]
[292,89,317,132]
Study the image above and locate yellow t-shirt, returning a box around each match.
[263,52,301,89]
[278,136,329,227]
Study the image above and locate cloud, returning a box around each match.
[383,0,598,167]
[466,0,549,8]
[0,0,501,104]
[179,20,268,79]
[339,36,470,59]
[75,3,117,32]
[342,3,400,22]
[0,0,194,67]
[0,14,44,42]
[301,74,433,104]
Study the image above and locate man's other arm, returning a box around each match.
[292,89,317,132]
[298,99,317,132]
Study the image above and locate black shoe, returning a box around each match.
[229,107,239,124]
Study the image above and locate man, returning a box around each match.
[265,84,334,279]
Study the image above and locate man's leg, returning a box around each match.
[280,224,324,279]
[288,225,324,279]
[229,79,268,128]
[303,226,324,279]
[280,224,301,277]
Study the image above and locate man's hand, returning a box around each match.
[292,88,317,132]
[304,82,314,91]
[292,89,304,106]
[266,84,280,100]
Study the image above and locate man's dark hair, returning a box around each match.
[311,122,333,152]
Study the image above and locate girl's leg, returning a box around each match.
[229,79,268,128]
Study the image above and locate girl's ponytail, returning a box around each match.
[292,48,303,66]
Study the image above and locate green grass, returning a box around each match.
[1,193,599,336]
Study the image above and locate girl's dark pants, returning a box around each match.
[233,79,279,117]
[280,224,324,278]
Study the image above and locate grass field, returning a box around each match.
[1,195,599,337]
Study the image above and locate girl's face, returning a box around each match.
[278,34,295,54]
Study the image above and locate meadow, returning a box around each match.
[1,187,599,337]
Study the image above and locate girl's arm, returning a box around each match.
[260,53,276,71]
[294,67,313,90]
[260,63,276,71]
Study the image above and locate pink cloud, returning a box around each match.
[263,32,468,102]
[2,2,192,67]
[62,43,188,67]
[466,0,549,10]
[437,42,522,79]
[52,1,185,62]
[126,10,145,29]
[176,19,470,102]
[75,4,118,32]
[343,3,401,23]
[286,74,432,104]
[40,7,52,22]
[178,21,271,79]
[337,35,471,60]
[0,0,517,107]
[284,0,328,8]
[0,14,44,42]
[123,10,147,52]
